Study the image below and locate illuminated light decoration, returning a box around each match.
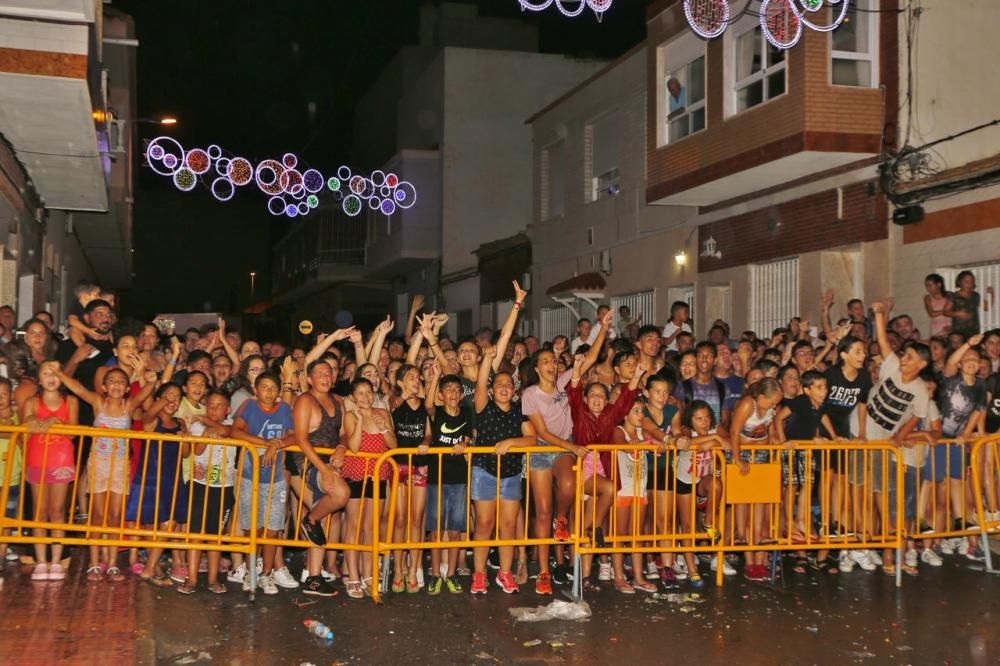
[297,202,310,216]
[385,173,399,188]
[380,186,392,198]
[367,196,382,211]
[342,194,362,217]
[302,169,324,193]
[255,159,285,195]
[518,0,553,9]
[173,168,197,192]
[145,136,185,176]
[683,0,730,40]
[279,168,303,194]
[519,0,611,20]
[306,194,319,208]
[163,154,178,169]
[394,181,417,209]
[228,157,254,186]
[282,153,298,169]
[267,196,286,216]
[210,176,235,202]
[149,145,164,160]
[370,170,385,187]
[337,165,352,181]
[185,148,211,175]
[207,144,222,160]
[380,199,396,216]
[554,0,586,17]
[326,176,341,191]
[214,157,231,177]
[684,0,849,50]
[285,203,299,218]
[289,187,306,200]
[349,175,366,195]
[760,0,802,50]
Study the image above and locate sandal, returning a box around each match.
[582,579,600,593]
[792,557,809,575]
[632,580,658,593]
[346,580,364,599]
[901,564,919,577]
[208,582,228,594]
[391,574,406,593]
[515,561,529,586]
[614,579,635,594]
[176,583,196,595]
[882,564,896,576]
[810,558,839,575]
[106,566,126,583]
[31,563,51,581]
[406,576,421,594]
[361,576,373,596]
[86,565,104,583]
[48,563,67,581]
[151,575,175,587]
[130,562,145,575]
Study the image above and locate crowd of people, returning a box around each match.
[0,271,998,601]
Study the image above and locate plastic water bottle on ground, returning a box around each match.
[304,619,333,644]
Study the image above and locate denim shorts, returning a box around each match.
[886,465,918,523]
[470,466,522,502]
[525,450,571,472]
[426,483,467,533]
[4,484,19,519]
[924,443,966,482]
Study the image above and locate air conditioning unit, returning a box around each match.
[521,272,531,291]
[599,249,612,275]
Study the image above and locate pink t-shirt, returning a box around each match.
[520,369,574,444]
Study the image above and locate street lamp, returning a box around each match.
[135,116,177,126]
[250,271,256,301]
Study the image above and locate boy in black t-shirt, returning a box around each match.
[424,370,473,595]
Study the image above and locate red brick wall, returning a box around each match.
[697,181,887,272]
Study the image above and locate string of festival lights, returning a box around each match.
[518,0,614,21]
[143,136,416,219]
[683,0,850,50]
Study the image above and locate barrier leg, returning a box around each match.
[381,554,391,593]
[981,529,999,574]
[895,542,903,588]
[248,551,258,603]
[571,552,582,601]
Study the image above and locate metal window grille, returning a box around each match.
[939,261,1000,332]
[750,256,799,337]
[540,306,573,344]
[611,289,656,337]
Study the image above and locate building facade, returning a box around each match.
[0,1,135,325]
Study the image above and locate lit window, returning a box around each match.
[666,55,706,143]
[734,26,786,113]
[588,113,621,202]
[832,0,876,87]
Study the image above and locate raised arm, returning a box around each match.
[576,309,613,380]
[366,316,394,364]
[418,314,450,372]
[493,281,527,372]
[944,333,983,378]
[424,361,442,417]
[871,301,894,361]
[56,368,102,411]
[217,318,240,372]
[404,294,424,345]
[304,327,354,366]
[475,346,495,414]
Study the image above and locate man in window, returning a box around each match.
[667,77,687,120]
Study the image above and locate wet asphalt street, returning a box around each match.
[2,547,998,665]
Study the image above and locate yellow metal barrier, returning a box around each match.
[970,436,1000,574]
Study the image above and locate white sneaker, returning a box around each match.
[710,556,737,576]
[228,562,247,584]
[415,567,425,588]
[904,549,918,568]
[957,537,970,556]
[256,557,264,575]
[940,539,956,555]
[673,558,689,580]
[272,566,299,589]
[645,559,659,577]
[242,572,253,592]
[259,573,279,595]
[598,561,612,581]
[920,548,943,567]
[5,548,17,562]
[839,551,855,573]
[869,550,883,567]
[851,550,877,571]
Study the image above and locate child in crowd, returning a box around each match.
[609,400,655,593]
[67,281,106,346]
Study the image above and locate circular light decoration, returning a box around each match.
[148,144,164,160]
[380,186,392,198]
[279,168,303,194]
[297,202,310,216]
[214,157,231,177]
[349,175,366,195]
[285,203,299,218]
[267,196,286,216]
[228,157,254,186]
[173,168,197,192]
[370,170,386,187]
[800,0,823,11]
[368,196,382,211]
[289,186,306,200]
[185,148,211,175]
[799,0,850,33]
[163,154,178,169]
[519,0,553,9]
[760,0,802,50]
[380,199,396,216]
[337,165,352,181]
[327,176,341,191]
[146,136,185,176]
[519,0,610,20]
[206,144,222,160]
[255,159,285,195]
[554,0,586,17]
[211,176,235,202]
[306,194,319,208]
[393,181,417,209]
[385,173,399,188]
[683,0,730,40]
[303,169,324,193]
[342,194,362,217]
[282,153,298,169]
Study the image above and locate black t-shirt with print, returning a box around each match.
[393,400,430,465]
[427,406,474,485]
[823,365,872,438]
[985,373,1000,433]
[473,400,527,478]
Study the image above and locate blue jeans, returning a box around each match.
[470,466,522,501]
[426,483,467,533]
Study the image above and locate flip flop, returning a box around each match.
[208,583,228,594]
[176,583,197,595]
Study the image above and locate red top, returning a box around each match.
[567,382,638,446]
[341,430,390,481]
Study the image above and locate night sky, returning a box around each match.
[113,0,647,322]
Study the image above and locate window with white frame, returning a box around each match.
[666,54,706,143]
[588,113,621,202]
[543,140,566,220]
[831,0,877,87]
[734,26,787,113]
[540,306,573,343]
[750,257,799,337]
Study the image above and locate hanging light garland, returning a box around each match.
[143,137,417,219]
[684,0,850,50]
[518,0,613,21]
